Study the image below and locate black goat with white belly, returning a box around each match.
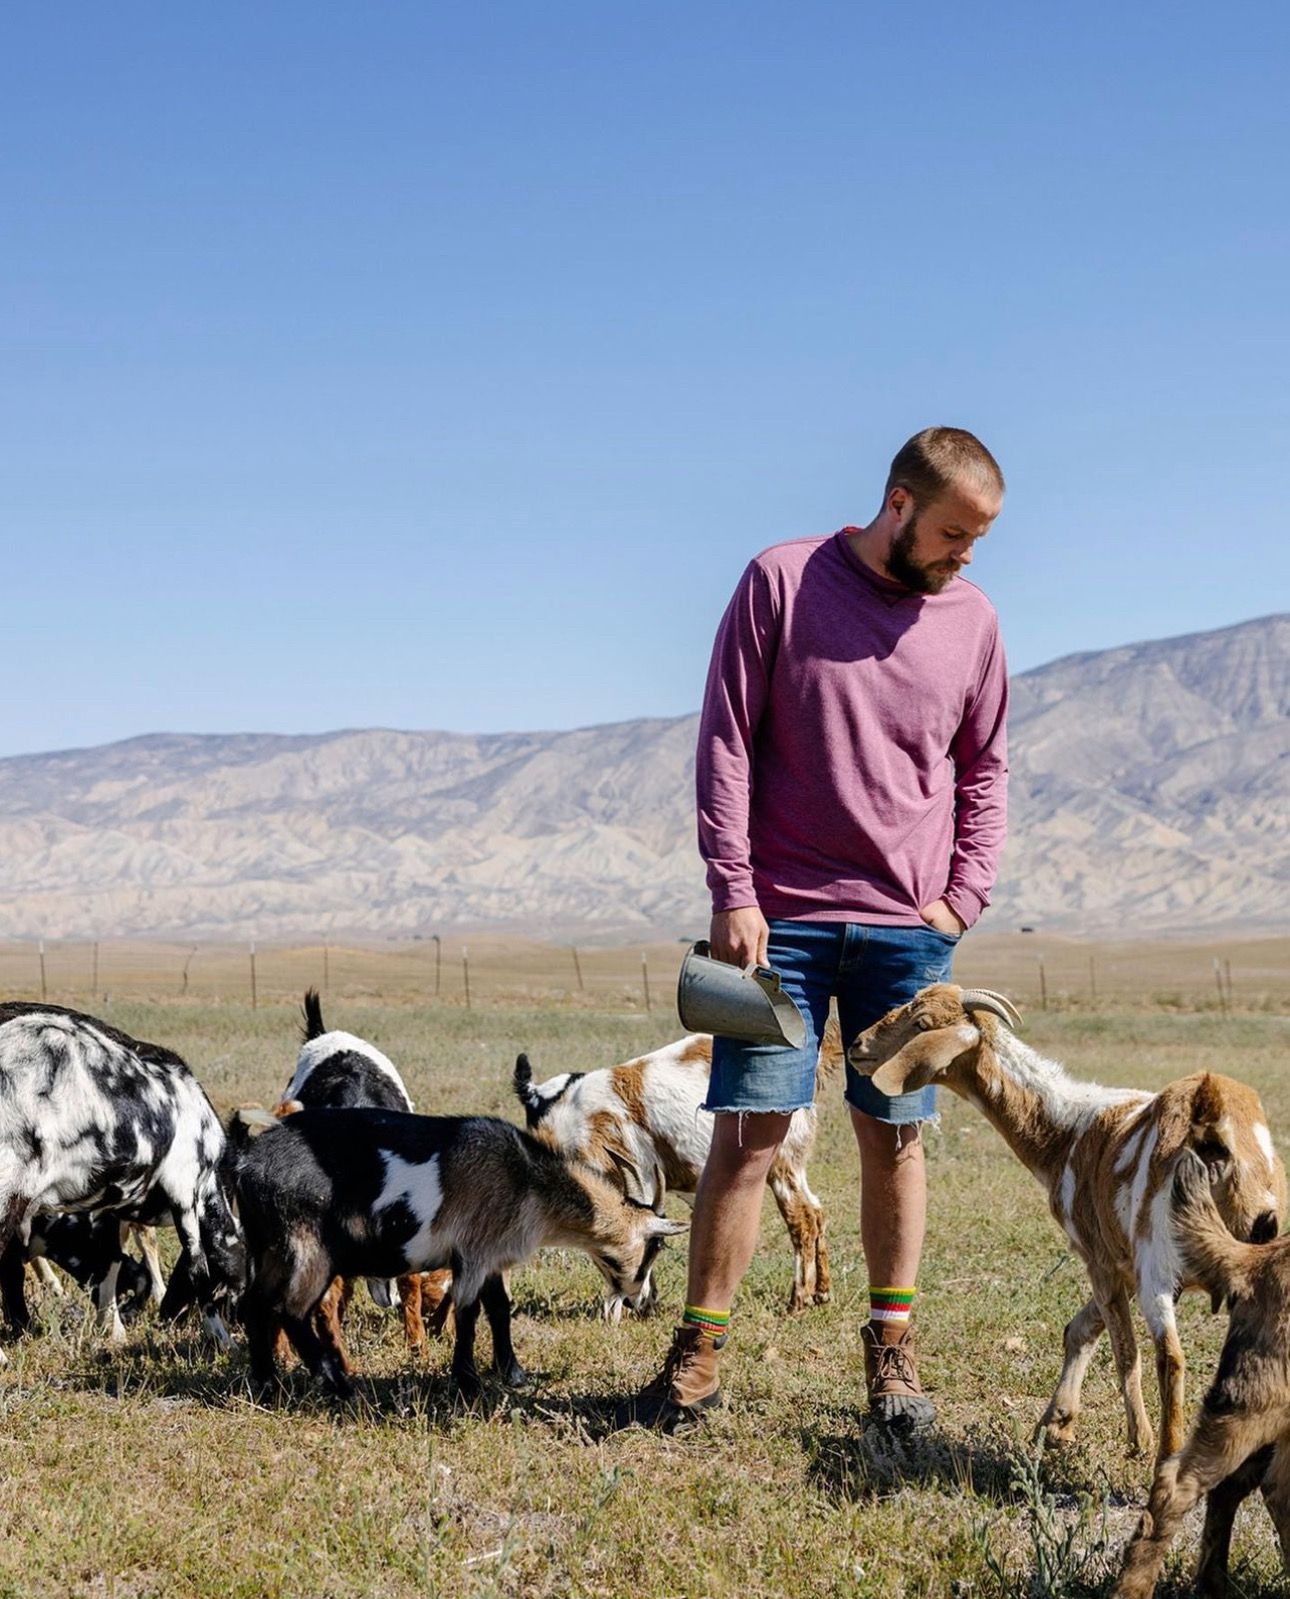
[233,1108,686,1399]
[0,1002,245,1348]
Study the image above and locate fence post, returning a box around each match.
[1213,958,1227,1016]
[432,934,441,998]
[1088,954,1097,1004]
[462,947,471,1009]
[38,939,47,1002]
[1224,958,1234,1011]
[641,952,652,1011]
[181,945,197,996]
[250,941,258,1011]
[91,940,99,999]
[1037,956,1048,1012]
[571,945,584,993]
[323,943,330,994]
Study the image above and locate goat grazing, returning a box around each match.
[1114,1152,1290,1598]
[0,1002,245,1349]
[849,983,1285,1464]
[232,1108,687,1399]
[24,1214,161,1337]
[513,1022,840,1316]
[274,992,452,1362]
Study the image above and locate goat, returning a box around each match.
[1113,1153,1290,1598]
[512,1021,840,1317]
[0,1002,245,1352]
[24,1214,161,1335]
[848,983,1285,1465]
[231,1107,687,1400]
[274,991,452,1363]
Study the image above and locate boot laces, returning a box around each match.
[871,1339,918,1389]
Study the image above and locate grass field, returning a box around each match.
[2,956,1290,1597]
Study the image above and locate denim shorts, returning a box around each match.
[702,920,960,1124]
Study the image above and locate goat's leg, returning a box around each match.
[311,1277,355,1377]
[399,1273,426,1350]
[449,1292,483,1400]
[128,1224,166,1306]
[280,1301,354,1400]
[480,1273,527,1386]
[32,1255,63,1296]
[1195,1443,1273,1597]
[1036,1295,1107,1450]
[768,1159,827,1312]
[241,1284,284,1388]
[1258,1434,1290,1576]
[0,1241,30,1336]
[1100,1287,1154,1459]
[93,1257,126,1344]
[1140,1287,1187,1464]
[1113,1413,1271,1599]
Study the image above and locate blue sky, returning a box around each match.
[2,2,1287,756]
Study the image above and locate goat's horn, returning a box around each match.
[960,988,1023,1030]
[651,1161,668,1216]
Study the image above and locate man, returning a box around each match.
[634,426,1009,1433]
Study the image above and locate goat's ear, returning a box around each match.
[648,1214,689,1237]
[869,1024,979,1098]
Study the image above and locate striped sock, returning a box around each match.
[869,1286,916,1326]
[682,1303,730,1338]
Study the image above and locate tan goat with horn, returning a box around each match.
[849,983,1286,1465]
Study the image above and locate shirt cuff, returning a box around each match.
[942,885,987,931]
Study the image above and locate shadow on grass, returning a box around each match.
[804,1416,1026,1504]
[57,1332,639,1435]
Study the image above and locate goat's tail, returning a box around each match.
[301,988,326,1043]
[513,1053,542,1117]
[1173,1150,1260,1309]
[814,1014,845,1095]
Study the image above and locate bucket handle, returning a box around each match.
[693,940,782,993]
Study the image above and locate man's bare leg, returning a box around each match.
[686,1111,794,1308]
[851,1106,935,1428]
[631,1110,791,1431]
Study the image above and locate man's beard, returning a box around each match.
[885,518,958,594]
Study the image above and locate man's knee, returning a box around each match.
[851,1108,930,1164]
[706,1111,792,1175]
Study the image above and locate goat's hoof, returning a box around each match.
[813,1289,831,1305]
[495,1359,530,1388]
[452,1372,482,1403]
[1040,1416,1077,1450]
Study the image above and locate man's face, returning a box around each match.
[885,480,1001,594]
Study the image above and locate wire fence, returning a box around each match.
[0,932,1287,1015]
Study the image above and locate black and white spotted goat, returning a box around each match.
[232,1107,687,1399]
[273,990,451,1354]
[0,1002,245,1356]
[24,1213,161,1335]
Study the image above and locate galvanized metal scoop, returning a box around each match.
[676,940,807,1048]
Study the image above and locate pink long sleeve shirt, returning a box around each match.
[696,529,1009,930]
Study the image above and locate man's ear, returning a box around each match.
[869,1024,979,1097]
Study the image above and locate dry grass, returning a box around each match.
[2,964,1290,1597]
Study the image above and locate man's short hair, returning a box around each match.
[884,427,1005,509]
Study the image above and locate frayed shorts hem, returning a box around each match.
[699,1101,811,1116]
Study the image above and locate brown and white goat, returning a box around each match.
[513,1021,841,1315]
[1113,1152,1290,1598]
[849,983,1285,1465]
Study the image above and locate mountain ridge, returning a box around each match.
[0,614,1285,939]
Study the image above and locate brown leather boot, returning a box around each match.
[862,1320,936,1432]
[626,1323,724,1434]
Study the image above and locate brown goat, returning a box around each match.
[849,983,1285,1465]
[1114,1153,1290,1597]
